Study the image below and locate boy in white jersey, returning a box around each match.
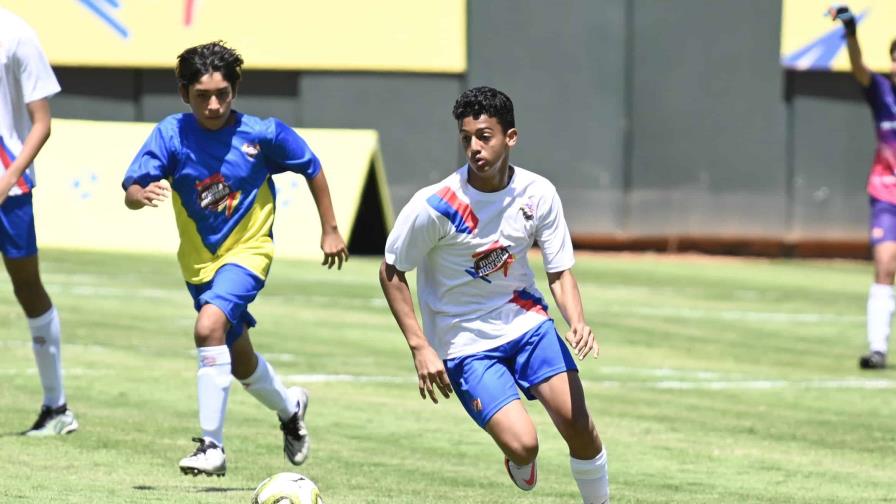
[379,87,609,503]
[0,7,77,436]
[123,42,349,476]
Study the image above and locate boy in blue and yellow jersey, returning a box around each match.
[122,41,348,477]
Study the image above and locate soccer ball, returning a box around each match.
[251,472,324,504]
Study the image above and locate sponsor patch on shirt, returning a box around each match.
[465,240,515,283]
[195,173,241,217]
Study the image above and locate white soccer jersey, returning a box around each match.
[0,7,60,196]
[385,165,575,359]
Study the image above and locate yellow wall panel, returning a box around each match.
[781,0,896,73]
[5,1,466,73]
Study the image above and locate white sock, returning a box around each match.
[28,307,65,408]
[570,450,609,504]
[239,353,296,420]
[867,283,894,353]
[197,345,232,446]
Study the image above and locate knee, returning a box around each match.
[505,437,539,465]
[874,267,896,284]
[194,317,227,347]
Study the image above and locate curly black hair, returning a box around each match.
[452,86,515,132]
[176,41,244,89]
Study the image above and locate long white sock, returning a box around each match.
[867,283,894,353]
[570,450,609,504]
[197,345,232,446]
[28,307,65,408]
[239,353,296,420]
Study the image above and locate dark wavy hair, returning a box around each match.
[452,86,515,132]
[175,41,244,89]
[891,38,896,59]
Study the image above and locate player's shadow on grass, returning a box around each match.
[133,485,254,493]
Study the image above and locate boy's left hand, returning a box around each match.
[566,323,598,360]
[320,230,349,269]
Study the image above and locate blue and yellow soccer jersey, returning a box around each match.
[122,112,321,283]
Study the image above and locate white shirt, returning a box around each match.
[385,165,575,359]
[0,7,60,196]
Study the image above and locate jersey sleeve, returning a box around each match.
[121,124,175,189]
[14,33,60,103]
[266,119,322,179]
[535,187,575,273]
[864,74,888,111]
[384,197,443,272]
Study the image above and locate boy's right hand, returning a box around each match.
[141,180,171,207]
[411,345,453,404]
[829,5,856,36]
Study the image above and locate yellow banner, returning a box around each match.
[32,119,392,261]
[5,1,466,73]
[781,0,896,72]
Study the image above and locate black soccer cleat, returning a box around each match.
[22,403,78,436]
[859,351,887,370]
[280,386,310,465]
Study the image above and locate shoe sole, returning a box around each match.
[23,418,79,437]
[179,466,225,477]
[285,386,310,465]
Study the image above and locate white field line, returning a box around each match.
[284,374,413,384]
[27,280,862,325]
[0,368,108,376]
[600,305,862,324]
[591,379,896,390]
[46,284,387,308]
[283,373,896,390]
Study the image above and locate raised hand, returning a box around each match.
[828,5,856,36]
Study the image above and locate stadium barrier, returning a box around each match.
[32,118,393,260]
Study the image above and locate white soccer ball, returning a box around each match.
[251,472,324,504]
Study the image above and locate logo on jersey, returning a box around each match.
[472,398,483,412]
[241,143,261,159]
[519,199,536,221]
[465,240,515,283]
[196,173,241,217]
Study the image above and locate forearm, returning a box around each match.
[379,261,429,351]
[2,101,51,183]
[846,37,871,86]
[308,171,339,234]
[548,269,586,326]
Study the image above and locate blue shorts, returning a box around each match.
[0,193,37,259]
[870,197,896,246]
[444,319,578,429]
[186,263,264,347]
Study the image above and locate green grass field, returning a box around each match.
[1,249,894,503]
